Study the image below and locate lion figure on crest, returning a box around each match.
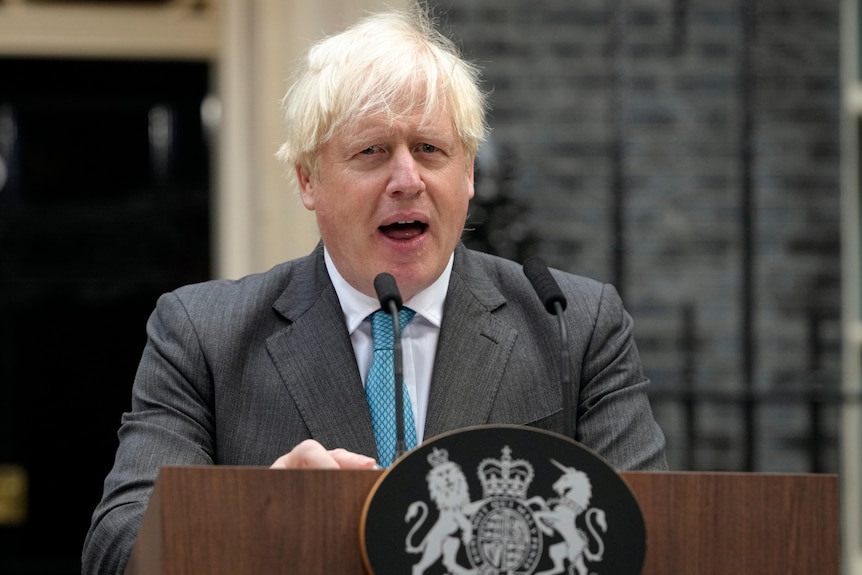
[404,448,480,575]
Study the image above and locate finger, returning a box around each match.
[328,448,378,470]
[270,439,340,470]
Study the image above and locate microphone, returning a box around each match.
[523,256,567,314]
[523,257,572,439]
[374,272,403,312]
[373,272,409,462]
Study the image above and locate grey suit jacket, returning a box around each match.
[82,242,666,574]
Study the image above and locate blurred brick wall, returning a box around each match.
[435,0,841,472]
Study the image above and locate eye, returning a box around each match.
[360,145,383,155]
[419,143,438,153]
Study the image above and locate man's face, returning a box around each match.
[297,107,475,301]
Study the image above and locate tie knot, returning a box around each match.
[370,307,415,349]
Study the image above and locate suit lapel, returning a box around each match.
[263,244,523,453]
[265,247,378,456]
[425,246,518,438]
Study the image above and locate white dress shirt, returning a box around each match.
[324,248,451,443]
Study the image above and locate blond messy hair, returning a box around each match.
[275,5,489,186]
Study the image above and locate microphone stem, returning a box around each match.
[389,300,407,460]
[555,301,572,439]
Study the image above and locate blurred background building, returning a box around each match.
[0,0,857,573]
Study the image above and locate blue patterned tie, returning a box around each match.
[366,307,417,467]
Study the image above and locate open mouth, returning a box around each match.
[379,220,428,240]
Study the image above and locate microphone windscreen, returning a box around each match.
[373,272,403,311]
[523,257,568,314]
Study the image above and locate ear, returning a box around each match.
[467,157,476,200]
[296,164,316,210]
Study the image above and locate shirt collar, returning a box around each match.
[324,247,451,334]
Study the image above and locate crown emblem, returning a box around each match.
[477,446,534,499]
[427,447,450,468]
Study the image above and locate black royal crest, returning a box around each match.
[361,425,646,575]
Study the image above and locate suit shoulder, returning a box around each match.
[173,260,294,300]
[461,247,607,299]
[160,253,324,326]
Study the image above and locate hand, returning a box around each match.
[269,439,379,470]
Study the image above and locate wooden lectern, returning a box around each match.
[124,466,839,575]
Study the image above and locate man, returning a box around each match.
[82,6,667,574]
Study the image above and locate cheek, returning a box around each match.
[453,186,472,217]
[449,168,475,208]
[314,198,339,229]
[314,191,365,240]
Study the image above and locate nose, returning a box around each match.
[386,147,424,196]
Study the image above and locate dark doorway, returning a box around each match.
[0,57,212,574]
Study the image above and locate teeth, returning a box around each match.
[395,220,414,225]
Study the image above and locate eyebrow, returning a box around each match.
[346,117,455,141]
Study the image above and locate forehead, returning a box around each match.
[342,108,455,139]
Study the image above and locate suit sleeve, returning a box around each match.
[572,283,668,471]
[81,291,216,575]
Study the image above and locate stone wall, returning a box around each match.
[435,0,842,472]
